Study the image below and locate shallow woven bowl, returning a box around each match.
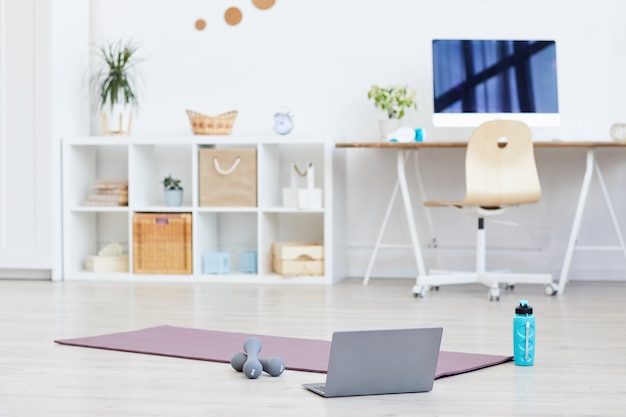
[186,110,238,135]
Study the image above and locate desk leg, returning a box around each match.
[363,150,427,286]
[594,161,626,261]
[397,150,427,278]
[412,151,437,248]
[558,149,594,295]
[363,174,401,286]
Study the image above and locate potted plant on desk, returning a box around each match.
[162,175,183,207]
[368,84,417,140]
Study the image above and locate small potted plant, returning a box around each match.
[162,175,183,207]
[367,84,417,139]
[90,39,143,135]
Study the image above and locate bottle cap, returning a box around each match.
[515,300,533,314]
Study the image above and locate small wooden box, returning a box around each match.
[272,242,324,276]
[85,255,129,273]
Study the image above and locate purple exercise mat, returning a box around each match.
[55,325,512,378]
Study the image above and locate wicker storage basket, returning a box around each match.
[186,109,238,135]
[133,213,192,274]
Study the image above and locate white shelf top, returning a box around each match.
[63,135,341,146]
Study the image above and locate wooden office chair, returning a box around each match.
[414,120,558,300]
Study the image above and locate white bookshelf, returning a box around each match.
[61,135,346,285]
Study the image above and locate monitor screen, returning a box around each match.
[432,39,559,127]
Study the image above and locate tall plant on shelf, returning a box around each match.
[90,39,143,135]
[367,84,417,120]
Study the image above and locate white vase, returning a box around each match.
[101,97,133,136]
[378,118,401,141]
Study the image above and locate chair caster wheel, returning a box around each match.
[545,283,558,296]
[413,285,427,298]
[489,288,500,301]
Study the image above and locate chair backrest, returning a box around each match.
[462,120,541,208]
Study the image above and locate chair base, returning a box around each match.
[412,215,558,301]
[413,271,557,301]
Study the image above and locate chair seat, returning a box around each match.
[424,200,464,208]
[424,199,503,211]
[425,200,510,217]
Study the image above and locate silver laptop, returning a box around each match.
[302,327,443,398]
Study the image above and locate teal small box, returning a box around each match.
[203,252,230,274]
[239,251,257,274]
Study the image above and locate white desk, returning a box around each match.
[336,141,626,295]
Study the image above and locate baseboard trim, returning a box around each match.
[0,269,52,280]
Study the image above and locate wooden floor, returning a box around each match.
[0,278,624,417]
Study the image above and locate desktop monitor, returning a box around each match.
[432,39,560,127]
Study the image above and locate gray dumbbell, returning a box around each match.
[242,337,263,379]
[230,347,285,377]
[260,357,285,377]
[230,351,248,372]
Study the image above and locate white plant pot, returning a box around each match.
[378,118,401,141]
[101,100,133,136]
[164,189,183,207]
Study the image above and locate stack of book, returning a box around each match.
[83,179,128,206]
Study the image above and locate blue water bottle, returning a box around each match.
[513,300,535,366]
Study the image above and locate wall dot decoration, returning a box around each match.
[252,0,275,10]
[224,7,243,25]
[195,19,206,31]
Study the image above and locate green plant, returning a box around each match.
[91,39,142,112]
[367,84,417,119]
[162,175,182,190]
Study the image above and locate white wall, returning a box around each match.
[89,0,626,281]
